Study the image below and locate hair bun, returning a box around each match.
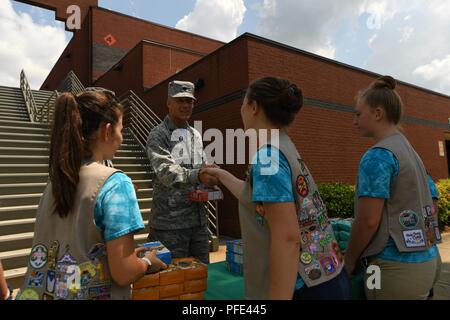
[282,84,303,112]
[372,75,396,90]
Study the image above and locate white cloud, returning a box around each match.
[362,0,450,95]
[256,0,360,59]
[255,0,450,95]
[176,0,246,42]
[0,0,68,89]
[413,55,450,94]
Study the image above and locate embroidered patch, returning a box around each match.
[320,257,336,276]
[79,262,97,286]
[399,210,419,229]
[27,271,44,288]
[88,283,111,300]
[296,175,309,197]
[29,244,48,269]
[312,191,325,211]
[47,241,60,271]
[403,229,426,248]
[16,288,39,300]
[46,270,56,293]
[305,262,322,281]
[300,231,311,245]
[300,252,313,265]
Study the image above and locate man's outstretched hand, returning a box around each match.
[199,164,220,186]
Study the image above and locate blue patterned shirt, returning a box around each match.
[357,148,438,263]
[94,172,145,242]
[252,146,304,290]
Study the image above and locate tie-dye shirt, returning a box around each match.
[357,147,439,263]
[251,145,304,290]
[94,172,145,242]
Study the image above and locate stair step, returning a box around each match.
[0,182,47,195]
[0,155,49,165]
[0,248,31,271]
[0,193,42,207]
[0,173,48,184]
[0,232,33,252]
[0,96,26,103]
[0,119,48,128]
[0,115,30,122]
[0,147,49,156]
[0,139,49,148]
[0,201,151,220]
[0,131,50,141]
[0,105,28,113]
[0,111,29,118]
[0,125,50,134]
[114,164,152,174]
[0,164,48,174]
[0,219,35,238]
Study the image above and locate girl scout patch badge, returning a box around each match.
[29,244,48,269]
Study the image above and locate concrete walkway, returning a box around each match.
[434,232,450,300]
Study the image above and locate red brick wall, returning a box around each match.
[142,43,205,88]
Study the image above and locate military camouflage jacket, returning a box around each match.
[146,115,207,230]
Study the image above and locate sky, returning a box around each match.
[1,0,449,96]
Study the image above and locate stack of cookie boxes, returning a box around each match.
[132,258,208,300]
[225,240,243,275]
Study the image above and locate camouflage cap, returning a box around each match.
[168,81,196,100]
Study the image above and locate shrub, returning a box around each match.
[317,183,355,219]
[436,179,450,228]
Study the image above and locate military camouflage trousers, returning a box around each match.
[147,225,210,264]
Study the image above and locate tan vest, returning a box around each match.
[356,133,442,258]
[17,162,131,300]
[239,132,344,299]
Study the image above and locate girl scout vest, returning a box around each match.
[239,131,344,299]
[17,162,131,300]
[356,133,442,258]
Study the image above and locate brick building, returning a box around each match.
[16,0,450,237]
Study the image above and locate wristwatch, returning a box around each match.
[141,257,152,273]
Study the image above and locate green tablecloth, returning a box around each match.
[205,261,244,300]
[204,261,365,300]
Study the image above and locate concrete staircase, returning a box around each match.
[0,85,153,289]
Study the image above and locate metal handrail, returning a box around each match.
[20,70,38,122]
[57,70,85,94]
[36,90,59,123]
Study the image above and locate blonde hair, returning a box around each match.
[358,75,403,124]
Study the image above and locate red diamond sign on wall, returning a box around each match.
[104,34,117,46]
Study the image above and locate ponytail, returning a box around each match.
[49,93,84,218]
[49,91,123,218]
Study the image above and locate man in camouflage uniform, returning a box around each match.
[146,81,217,264]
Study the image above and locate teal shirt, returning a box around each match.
[94,172,145,242]
[357,148,438,263]
[251,146,304,290]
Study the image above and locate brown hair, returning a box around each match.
[49,91,123,218]
[246,76,303,127]
[358,75,404,124]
